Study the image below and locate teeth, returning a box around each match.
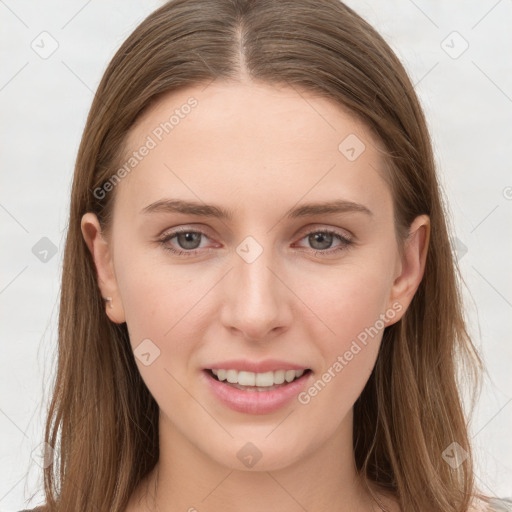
[285,369,296,383]
[274,370,285,384]
[211,368,306,387]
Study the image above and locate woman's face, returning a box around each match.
[83,80,428,471]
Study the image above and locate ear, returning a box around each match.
[385,214,430,326]
[81,212,126,324]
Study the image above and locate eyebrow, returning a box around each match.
[140,198,373,220]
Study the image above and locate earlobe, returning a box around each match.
[80,212,126,324]
[385,214,430,326]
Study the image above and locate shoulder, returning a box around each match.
[487,497,512,511]
[470,497,512,512]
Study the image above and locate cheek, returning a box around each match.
[307,256,394,343]
[114,256,205,415]
[296,258,394,408]
[116,257,199,351]
[110,228,203,371]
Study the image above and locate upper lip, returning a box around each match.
[206,359,310,373]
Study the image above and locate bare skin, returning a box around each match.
[82,79,431,512]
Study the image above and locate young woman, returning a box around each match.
[21,0,511,511]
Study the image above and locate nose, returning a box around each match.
[220,239,292,342]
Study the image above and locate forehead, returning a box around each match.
[115,80,391,220]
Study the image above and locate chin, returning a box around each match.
[201,432,312,473]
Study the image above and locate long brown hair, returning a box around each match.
[36,0,489,510]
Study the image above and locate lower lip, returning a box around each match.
[202,369,313,414]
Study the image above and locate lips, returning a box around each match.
[202,361,314,414]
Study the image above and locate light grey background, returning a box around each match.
[1,1,511,510]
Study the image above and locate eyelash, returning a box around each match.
[158,227,354,257]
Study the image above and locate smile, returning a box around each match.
[202,368,313,414]
[210,368,309,388]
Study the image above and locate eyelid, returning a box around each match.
[158,223,354,243]
[295,223,354,241]
[158,226,219,249]
[157,223,355,256]
[159,224,219,244]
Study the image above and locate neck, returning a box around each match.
[129,408,387,512]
